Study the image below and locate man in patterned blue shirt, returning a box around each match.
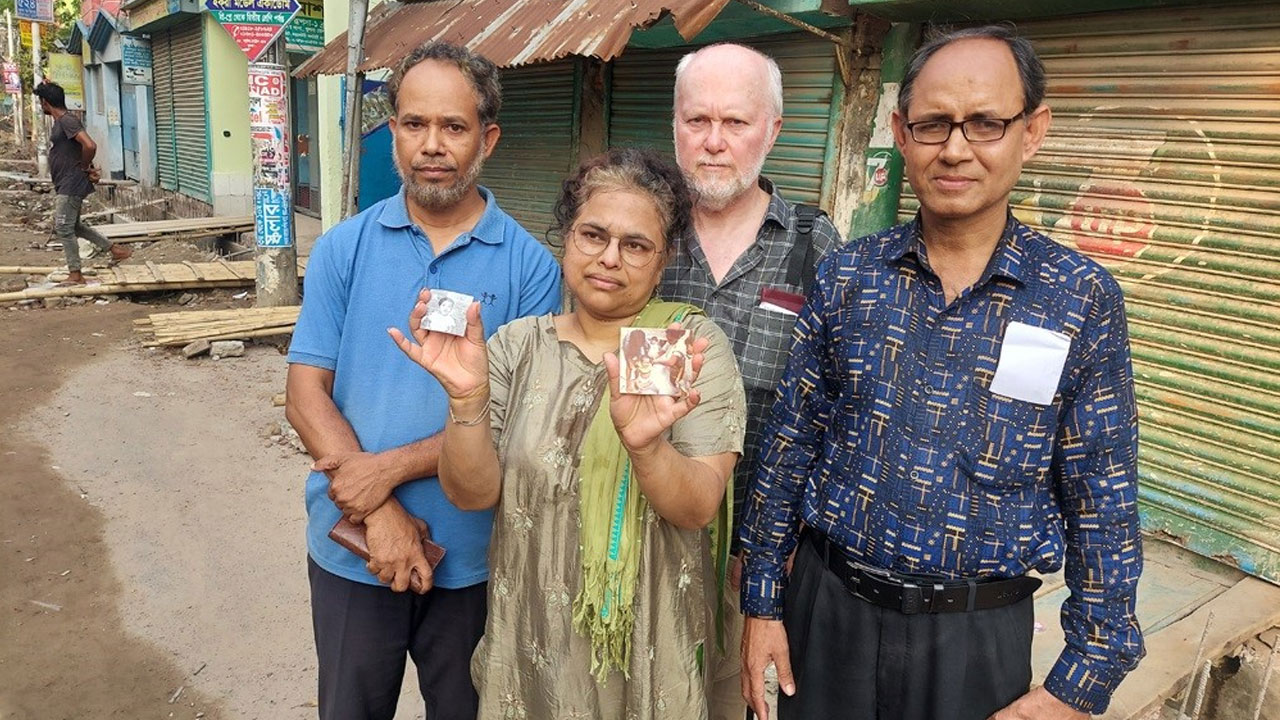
[739,26,1143,720]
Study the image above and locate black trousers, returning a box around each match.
[778,537,1035,720]
[308,557,487,720]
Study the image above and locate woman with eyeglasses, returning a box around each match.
[389,147,746,719]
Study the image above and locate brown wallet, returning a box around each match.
[329,516,446,593]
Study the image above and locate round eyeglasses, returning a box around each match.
[904,110,1028,145]
[570,223,661,268]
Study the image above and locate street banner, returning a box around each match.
[15,0,53,23]
[207,0,300,62]
[285,0,323,54]
[122,36,153,85]
[2,63,20,94]
[248,65,293,247]
[47,54,85,111]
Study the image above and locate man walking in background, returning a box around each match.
[35,81,131,285]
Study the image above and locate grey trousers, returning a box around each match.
[53,194,111,272]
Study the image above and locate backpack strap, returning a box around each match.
[784,203,823,294]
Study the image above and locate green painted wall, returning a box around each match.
[203,13,253,215]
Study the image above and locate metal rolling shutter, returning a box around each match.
[609,32,838,206]
[479,59,578,245]
[152,29,177,192]
[900,5,1280,581]
[171,18,209,202]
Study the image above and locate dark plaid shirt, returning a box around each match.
[659,179,843,550]
[739,215,1144,714]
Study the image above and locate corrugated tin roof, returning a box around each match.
[294,0,731,77]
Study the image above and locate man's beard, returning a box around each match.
[393,139,486,212]
[677,146,769,212]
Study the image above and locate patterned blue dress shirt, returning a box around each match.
[739,215,1144,714]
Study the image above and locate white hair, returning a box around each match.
[673,43,784,119]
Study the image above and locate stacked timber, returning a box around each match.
[135,307,301,346]
[0,258,307,303]
[97,216,255,243]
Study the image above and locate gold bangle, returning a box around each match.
[448,395,491,426]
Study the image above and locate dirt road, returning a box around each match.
[0,304,228,719]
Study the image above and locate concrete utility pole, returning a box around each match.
[31,20,47,178]
[339,0,368,218]
[252,36,299,307]
[5,10,21,143]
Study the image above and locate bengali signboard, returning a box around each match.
[47,54,85,111]
[122,36,154,85]
[285,0,322,54]
[207,0,300,63]
[19,20,32,48]
[15,0,54,23]
[248,65,293,247]
[2,63,21,94]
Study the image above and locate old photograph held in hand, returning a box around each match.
[418,289,473,337]
[618,326,693,396]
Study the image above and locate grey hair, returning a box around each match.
[898,25,1045,118]
[673,43,784,119]
[387,41,503,125]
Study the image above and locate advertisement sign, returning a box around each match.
[47,54,85,112]
[285,0,322,54]
[15,0,54,23]
[248,65,293,247]
[207,0,301,62]
[285,16,322,53]
[254,188,293,247]
[19,20,32,48]
[122,36,154,85]
[2,63,20,94]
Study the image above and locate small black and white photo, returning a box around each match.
[419,289,473,336]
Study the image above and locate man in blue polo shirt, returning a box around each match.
[286,42,560,720]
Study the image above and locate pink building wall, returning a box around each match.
[80,0,123,26]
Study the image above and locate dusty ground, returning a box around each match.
[1,293,427,720]
[0,302,228,719]
[0,150,431,717]
[19,337,315,718]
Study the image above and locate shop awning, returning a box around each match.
[293,0,731,76]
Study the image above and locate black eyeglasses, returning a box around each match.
[904,110,1028,145]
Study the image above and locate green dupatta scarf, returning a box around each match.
[572,300,734,682]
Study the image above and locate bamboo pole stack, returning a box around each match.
[135,307,301,347]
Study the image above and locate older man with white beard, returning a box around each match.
[285,41,560,720]
[657,42,845,720]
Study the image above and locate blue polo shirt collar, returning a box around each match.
[376,185,507,246]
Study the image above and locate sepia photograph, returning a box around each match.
[618,327,692,396]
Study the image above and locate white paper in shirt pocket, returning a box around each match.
[756,301,799,317]
[989,321,1072,406]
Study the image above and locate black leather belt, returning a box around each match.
[805,529,1041,615]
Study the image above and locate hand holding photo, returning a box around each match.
[418,289,474,337]
[618,327,693,396]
